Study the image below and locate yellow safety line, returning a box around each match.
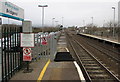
[37,59,50,81]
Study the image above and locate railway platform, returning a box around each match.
[10,32,85,81]
[79,33,120,45]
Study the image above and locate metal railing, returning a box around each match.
[32,31,61,61]
[0,24,23,82]
[0,24,61,82]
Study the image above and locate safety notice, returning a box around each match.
[20,33,34,47]
[41,37,47,45]
[23,48,32,61]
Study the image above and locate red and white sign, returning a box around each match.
[23,48,32,61]
[41,37,47,45]
[47,35,51,38]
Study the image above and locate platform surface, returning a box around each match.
[42,62,80,80]
[10,32,83,81]
[42,32,81,81]
[57,33,67,52]
[10,58,49,80]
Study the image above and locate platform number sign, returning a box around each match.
[23,48,32,61]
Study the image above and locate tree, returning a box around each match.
[104,21,118,27]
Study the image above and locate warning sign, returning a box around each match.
[23,48,32,61]
[47,35,51,38]
[41,37,47,45]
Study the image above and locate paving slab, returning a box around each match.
[10,58,48,80]
[42,62,80,80]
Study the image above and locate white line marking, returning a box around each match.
[65,48,69,52]
[74,61,86,82]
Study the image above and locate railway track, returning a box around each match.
[66,32,120,82]
[78,35,120,62]
[69,31,120,78]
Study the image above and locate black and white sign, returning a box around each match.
[20,33,34,47]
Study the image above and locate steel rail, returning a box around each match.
[66,32,120,81]
[77,35,120,62]
[66,33,91,82]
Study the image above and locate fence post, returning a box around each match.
[0,25,2,82]
[50,34,53,60]
[54,33,57,57]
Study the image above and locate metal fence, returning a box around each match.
[32,31,61,61]
[0,24,23,82]
[0,25,61,82]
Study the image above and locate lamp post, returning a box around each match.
[55,21,59,27]
[52,18,55,27]
[62,17,64,26]
[83,20,85,27]
[112,7,115,39]
[91,17,93,27]
[38,5,48,32]
[103,20,105,27]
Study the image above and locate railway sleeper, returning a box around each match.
[81,59,94,61]
[85,67,101,70]
[82,61,96,64]
[87,70,105,73]
[83,64,98,67]
[85,66,101,70]
[91,79,116,82]
[79,57,91,59]
[90,74,110,79]
[79,55,90,57]
[87,70,105,74]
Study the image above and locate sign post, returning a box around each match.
[0,18,2,25]
[21,21,34,73]
[0,25,2,82]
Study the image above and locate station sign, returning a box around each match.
[20,33,34,47]
[23,48,32,61]
[0,0,24,21]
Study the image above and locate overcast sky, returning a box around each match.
[3,0,120,27]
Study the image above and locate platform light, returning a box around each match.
[38,5,48,31]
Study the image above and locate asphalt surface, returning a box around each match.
[54,52,74,62]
